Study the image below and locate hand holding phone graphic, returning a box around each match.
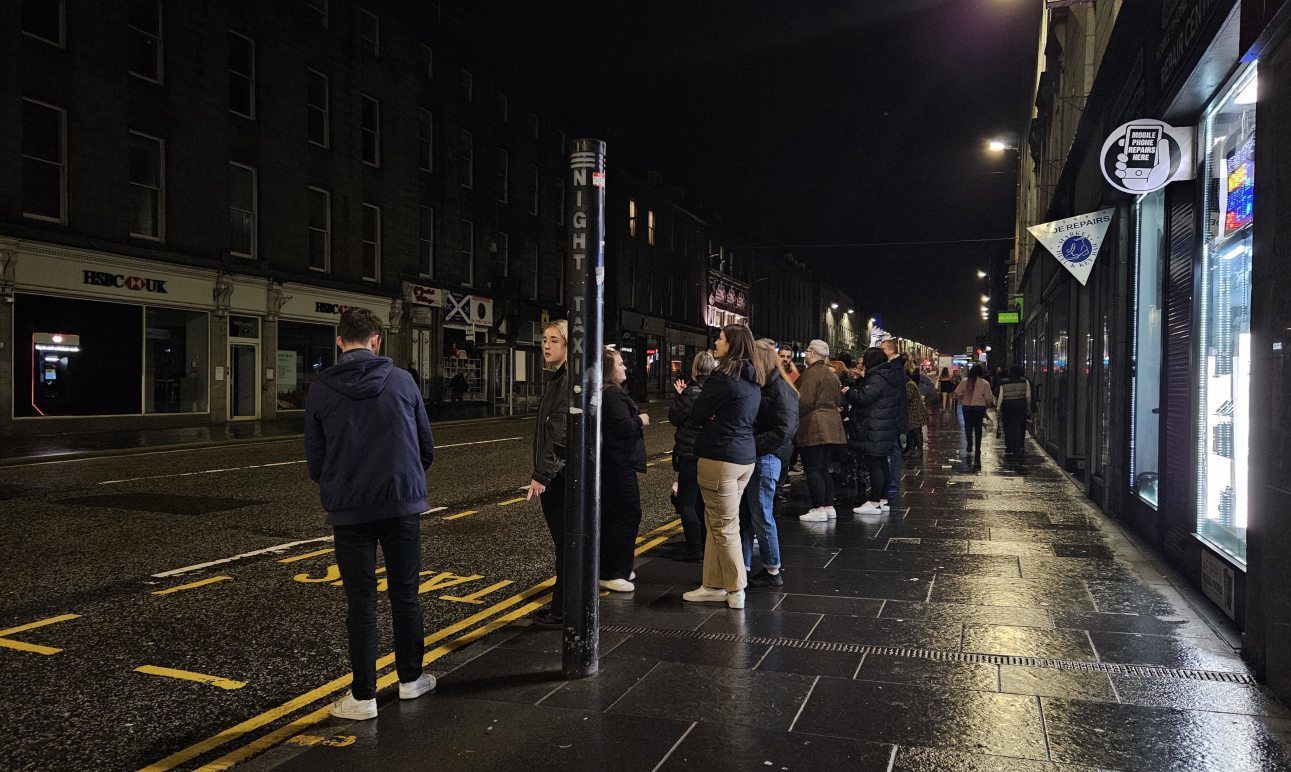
[1115,125,1170,190]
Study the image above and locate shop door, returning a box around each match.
[483,348,512,415]
[230,343,259,419]
[412,328,434,399]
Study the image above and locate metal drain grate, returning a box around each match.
[600,624,1257,684]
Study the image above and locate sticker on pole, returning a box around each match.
[592,171,606,188]
[1027,209,1114,286]
[1100,119,1193,194]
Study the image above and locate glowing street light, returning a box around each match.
[988,139,1008,152]
[830,303,839,309]
[976,269,987,279]
[981,295,990,303]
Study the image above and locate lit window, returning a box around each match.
[628,199,637,237]
[647,210,655,246]
[128,131,164,240]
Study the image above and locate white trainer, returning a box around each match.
[852,502,884,515]
[629,571,636,581]
[799,507,830,522]
[824,506,838,519]
[329,692,378,720]
[599,578,635,593]
[683,586,727,603]
[726,590,746,610]
[879,500,892,512]
[399,672,436,700]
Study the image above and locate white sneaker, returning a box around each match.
[399,672,436,700]
[799,507,830,522]
[852,502,884,515]
[329,692,378,720]
[599,578,635,593]
[726,590,746,610]
[824,506,838,519]
[629,571,636,581]
[879,500,891,512]
[683,586,727,603]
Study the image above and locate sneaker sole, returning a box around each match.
[330,708,378,721]
[400,681,436,700]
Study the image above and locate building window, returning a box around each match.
[496,148,508,203]
[228,162,256,258]
[360,95,380,167]
[21,98,66,223]
[22,0,64,47]
[361,203,381,281]
[458,129,473,189]
[128,131,164,240]
[647,210,656,246]
[417,110,433,172]
[228,31,255,118]
[128,0,162,82]
[528,164,539,216]
[360,9,379,57]
[306,70,329,147]
[417,43,433,78]
[460,69,473,102]
[497,93,509,122]
[495,231,509,279]
[307,187,330,271]
[460,219,474,285]
[418,206,434,277]
[628,199,637,237]
[529,113,539,139]
[304,0,327,26]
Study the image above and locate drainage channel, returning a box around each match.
[599,624,1257,684]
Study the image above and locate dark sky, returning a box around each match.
[484,1,1043,352]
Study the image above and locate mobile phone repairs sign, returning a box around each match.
[1100,119,1194,194]
[1028,209,1115,286]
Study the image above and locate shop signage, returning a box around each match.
[444,292,493,328]
[403,282,444,307]
[1100,119,1194,194]
[82,270,168,294]
[314,302,359,314]
[1201,549,1237,619]
[1028,209,1115,286]
[997,311,1021,325]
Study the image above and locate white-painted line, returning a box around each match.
[151,536,335,578]
[424,507,447,516]
[437,437,522,449]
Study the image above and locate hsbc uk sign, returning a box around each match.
[82,270,168,293]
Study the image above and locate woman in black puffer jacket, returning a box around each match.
[669,351,717,561]
[846,347,906,515]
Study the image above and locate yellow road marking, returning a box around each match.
[440,579,514,604]
[497,497,527,506]
[443,509,478,521]
[151,576,231,596]
[135,665,247,691]
[278,548,334,564]
[0,613,80,656]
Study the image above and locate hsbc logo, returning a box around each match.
[315,302,360,314]
[82,270,168,293]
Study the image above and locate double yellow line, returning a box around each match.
[141,518,683,771]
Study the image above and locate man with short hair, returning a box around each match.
[879,340,906,501]
[777,346,800,384]
[306,308,437,721]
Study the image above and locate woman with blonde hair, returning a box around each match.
[669,350,718,561]
[683,324,766,609]
[739,341,798,587]
[526,320,569,628]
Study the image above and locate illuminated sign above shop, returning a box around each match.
[1100,119,1194,194]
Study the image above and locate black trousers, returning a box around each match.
[801,444,836,508]
[676,461,707,556]
[1002,400,1027,455]
[600,465,642,580]
[863,454,890,504]
[333,514,426,700]
[963,406,988,452]
[905,428,923,451]
[539,471,567,613]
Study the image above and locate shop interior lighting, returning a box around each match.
[1234,75,1258,105]
[34,344,81,353]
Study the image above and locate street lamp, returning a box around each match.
[830,303,839,309]
[976,269,987,279]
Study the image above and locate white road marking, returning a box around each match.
[97,437,524,485]
[151,537,336,578]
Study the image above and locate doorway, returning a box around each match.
[483,346,513,415]
[230,343,259,419]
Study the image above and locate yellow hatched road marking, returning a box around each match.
[443,509,479,521]
[0,613,80,656]
[151,576,231,596]
[497,497,527,506]
[135,665,247,691]
[278,548,334,564]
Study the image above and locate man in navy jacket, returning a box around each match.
[305,308,436,721]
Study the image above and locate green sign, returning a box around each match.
[997,311,1020,324]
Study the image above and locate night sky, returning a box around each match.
[485,1,1043,352]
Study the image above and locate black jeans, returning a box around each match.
[863,454,890,504]
[963,406,988,453]
[676,461,707,556]
[905,428,923,451]
[333,514,426,701]
[801,444,836,508]
[600,465,642,580]
[1002,400,1027,455]
[539,471,567,614]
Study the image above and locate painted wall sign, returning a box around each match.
[1100,119,1194,194]
[1027,209,1115,286]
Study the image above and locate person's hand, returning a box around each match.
[639,413,651,427]
[526,479,545,500]
[841,386,849,394]
[673,378,686,395]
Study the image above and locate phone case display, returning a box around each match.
[1197,66,1257,565]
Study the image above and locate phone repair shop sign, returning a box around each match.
[1028,209,1114,287]
[1101,119,1194,194]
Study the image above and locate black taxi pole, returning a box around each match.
[562,139,607,678]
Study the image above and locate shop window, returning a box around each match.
[145,308,208,414]
[1132,191,1165,506]
[277,321,335,410]
[15,294,143,417]
[1197,66,1257,564]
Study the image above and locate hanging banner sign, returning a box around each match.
[1028,209,1115,286]
[1100,119,1194,194]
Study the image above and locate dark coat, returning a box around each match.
[669,374,708,469]
[305,349,435,526]
[754,369,800,462]
[846,356,907,457]
[531,364,568,486]
[689,364,761,465]
[601,384,646,474]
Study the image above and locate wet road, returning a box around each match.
[0,406,681,771]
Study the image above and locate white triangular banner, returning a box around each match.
[1028,209,1115,286]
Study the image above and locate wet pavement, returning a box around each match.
[249,408,1291,772]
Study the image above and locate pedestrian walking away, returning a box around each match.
[683,323,766,610]
[741,340,799,588]
[846,346,906,515]
[304,308,437,721]
[938,366,956,411]
[599,347,648,592]
[996,364,1033,457]
[904,364,930,456]
[527,320,570,629]
[669,351,717,562]
[955,363,996,459]
[449,371,468,403]
[795,339,846,522]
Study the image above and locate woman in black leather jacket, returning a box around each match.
[527,320,569,628]
[669,351,717,561]
[599,348,649,591]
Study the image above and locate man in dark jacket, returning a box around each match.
[305,308,436,721]
[880,341,907,502]
[848,347,906,514]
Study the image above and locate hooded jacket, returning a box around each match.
[846,356,907,457]
[532,364,569,486]
[689,363,761,465]
[669,374,708,469]
[755,368,800,462]
[305,348,435,526]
